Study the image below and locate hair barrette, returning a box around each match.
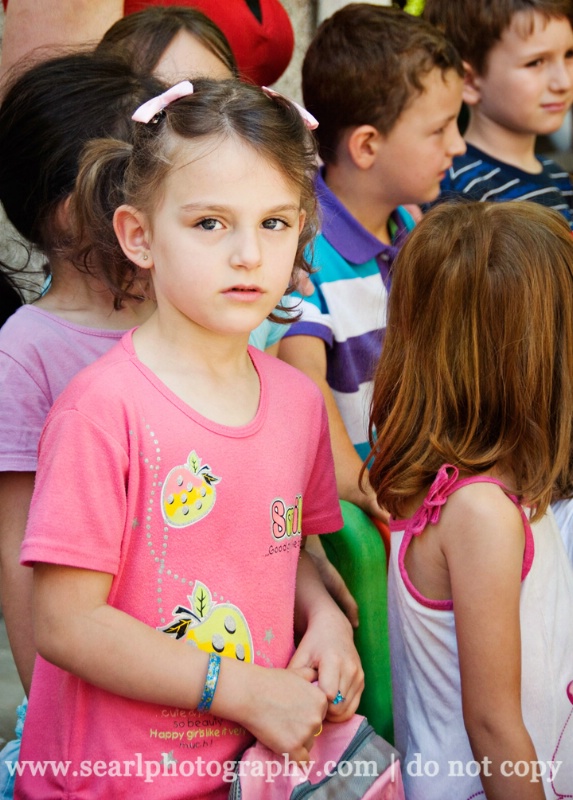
[132,80,194,124]
[261,86,319,130]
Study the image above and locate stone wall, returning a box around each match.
[274,0,315,102]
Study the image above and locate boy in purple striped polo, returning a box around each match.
[425,0,573,225]
[279,4,465,518]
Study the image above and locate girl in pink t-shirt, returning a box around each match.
[368,201,573,800]
[17,79,363,799]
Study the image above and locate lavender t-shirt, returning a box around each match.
[0,305,126,472]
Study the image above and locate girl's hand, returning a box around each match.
[232,664,328,762]
[288,605,364,723]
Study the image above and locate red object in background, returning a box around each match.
[124,0,294,85]
[370,516,391,567]
[1,0,295,86]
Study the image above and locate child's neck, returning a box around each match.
[35,257,154,330]
[323,165,394,246]
[133,312,260,428]
[464,113,541,174]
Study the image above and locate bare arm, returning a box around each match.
[0,471,36,694]
[33,561,328,761]
[0,0,123,81]
[444,488,545,800]
[279,334,387,521]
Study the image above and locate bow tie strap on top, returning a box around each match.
[391,464,460,537]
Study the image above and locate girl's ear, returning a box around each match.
[54,194,73,233]
[113,205,153,268]
[347,125,382,170]
[462,60,481,107]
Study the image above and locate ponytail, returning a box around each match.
[71,138,147,308]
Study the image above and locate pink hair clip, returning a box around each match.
[132,80,194,123]
[262,86,319,130]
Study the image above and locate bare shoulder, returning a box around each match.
[440,480,523,535]
[438,481,526,587]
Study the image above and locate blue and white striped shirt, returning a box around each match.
[439,143,573,227]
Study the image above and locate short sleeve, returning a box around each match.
[300,398,342,535]
[282,291,334,346]
[0,351,51,472]
[21,408,129,573]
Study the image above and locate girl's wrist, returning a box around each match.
[209,656,259,727]
[305,600,354,635]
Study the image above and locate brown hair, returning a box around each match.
[96,5,238,78]
[302,3,463,164]
[0,51,163,289]
[368,200,573,519]
[71,78,318,317]
[424,0,573,75]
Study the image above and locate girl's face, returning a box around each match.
[132,135,305,339]
[154,31,233,82]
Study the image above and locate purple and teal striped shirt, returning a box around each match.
[284,170,414,460]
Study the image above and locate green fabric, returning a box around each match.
[321,501,393,743]
[404,0,425,14]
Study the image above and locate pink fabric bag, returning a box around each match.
[228,714,405,799]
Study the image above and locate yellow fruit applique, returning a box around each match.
[161,450,220,528]
[159,581,253,663]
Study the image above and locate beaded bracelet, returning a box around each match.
[197,653,221,712]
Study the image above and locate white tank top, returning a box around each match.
[388,465,573,800]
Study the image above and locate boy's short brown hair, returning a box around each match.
[424,0,573,75]
[302,3,463,165]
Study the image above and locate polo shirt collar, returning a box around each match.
[315,167,407,265]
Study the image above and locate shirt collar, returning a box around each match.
[316,167,408,265]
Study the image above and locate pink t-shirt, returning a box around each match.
[19,332,342,800]
[0,305,126,472]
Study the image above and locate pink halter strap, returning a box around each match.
[389,465,534,603]
[388,464,517,536]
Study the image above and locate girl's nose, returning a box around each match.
[230,229,263,270]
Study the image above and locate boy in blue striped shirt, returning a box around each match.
[279,4,465,518]
[425,0,573,225]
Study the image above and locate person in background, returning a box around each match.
[0,51,163,702]
[425,0,573,225]
[95,4,238,82]
[279,4,465,518]
[122,0,294,85]
[0,0,294,86]
[0,53,163,799]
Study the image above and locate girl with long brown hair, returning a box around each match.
[369,200,573,800]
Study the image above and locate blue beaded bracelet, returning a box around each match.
[197,653,221,712]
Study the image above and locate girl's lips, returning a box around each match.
[542,103,567,112]
[222,286,264,301]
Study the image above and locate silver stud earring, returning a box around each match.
[142,253,149,261]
